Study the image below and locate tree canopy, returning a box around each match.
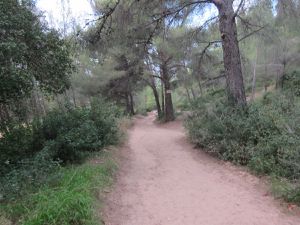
[0,0,74,105]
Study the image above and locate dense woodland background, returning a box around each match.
[1,0,300,224]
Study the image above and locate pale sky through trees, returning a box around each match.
[36,0,95,29]
[36,0,277,32]
[36,0,219,30]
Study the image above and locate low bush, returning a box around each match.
[0,150,60,201]
[185,88,300,180]
[186,85,300,205]
[39,99,121,163]
[283,71,300,96]
[0,98,122,201]
[0,153,116,225]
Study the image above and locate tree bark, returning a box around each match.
[125,93,131,115]
[70,85,77,108]
[190,87,196,100]
[251,45,258,101]
[125,92,135,115]
[150,79,162,117]
[161,63,175,122]
[214,0,247,106]
[0,104,10,131]
[129,92,135,115]
[185,87,192,103]
[278,62,286,89]
[161,80,165,116]
[196,77,203,96]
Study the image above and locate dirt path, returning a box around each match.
[103,114,300,225]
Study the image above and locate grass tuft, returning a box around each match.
[1,152,117,225]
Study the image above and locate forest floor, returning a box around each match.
[103,113,300,225]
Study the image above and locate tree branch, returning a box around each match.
[238,26,265,42]
[202,74,225,85]
[79,0,121,43]
[233,0,245,18]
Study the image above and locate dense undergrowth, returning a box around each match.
[1,152,116,225]
[185,71,300,204]
[0,98,124,224]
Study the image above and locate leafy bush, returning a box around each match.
[0,125,36,174]
[283,71,300,96]
[41,99,121,163]
[0,98,122,200]
[185,90,300,180]
[41,108,102,163]
[89,99,122,146]
[1,153,116,225]
[0,150,61,200]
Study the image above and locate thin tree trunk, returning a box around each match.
[70,85,77,107]
[214,0,246,106]
[0,104,10,131]
[125,93,131,115]
[185,87,192,103]
[125,92,135,116]
[129,92,135,115]
[280,63,286,89]
[197,77,203,96]
[276,64,285,89]
[33,89,41,118]
[149,75,162,116]
[190,87,196,100]
[183,74,193,102]
[264,44,268,91]
[161,80,165,116]
[164,80,175,121]
[151,84,162,117]
[251,45,258,101]
[35,88,47,116]
[55,94,64,110]
[40,92,47,115]
[275,69,280,89]
[161,64,175,122]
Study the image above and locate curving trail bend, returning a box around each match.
[103,113,300,225]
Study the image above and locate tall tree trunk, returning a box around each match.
[161,64,175,122]
[161,80,165,116]
[185,87,192,103]
[264,44,268,91]
[196,77,203,96]
[214,0,246,106]
[37,89,46,116]
[150,83,162,117]
[275,63,285,89]
[251,45,258,101]
[0,104,10,131]
[56,95,63,110]
[125,93,131,115]
[129,92,135,115]
[32,89,41,118]
[183,75,192,102]
[190,87,196,100]
[125,92,135,115]
[70,85,77,107]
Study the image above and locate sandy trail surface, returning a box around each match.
[103,114,300,225]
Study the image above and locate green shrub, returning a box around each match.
[40,100,121,163]
[0,125,34,176]
[1,153,116,225]
[0,98,122,201]
[0,99,121,165]
[90,99,122,146]
[185,90,300,179]
[0,150,60,200]
[283,71,300,96]
[40,108,103,163]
